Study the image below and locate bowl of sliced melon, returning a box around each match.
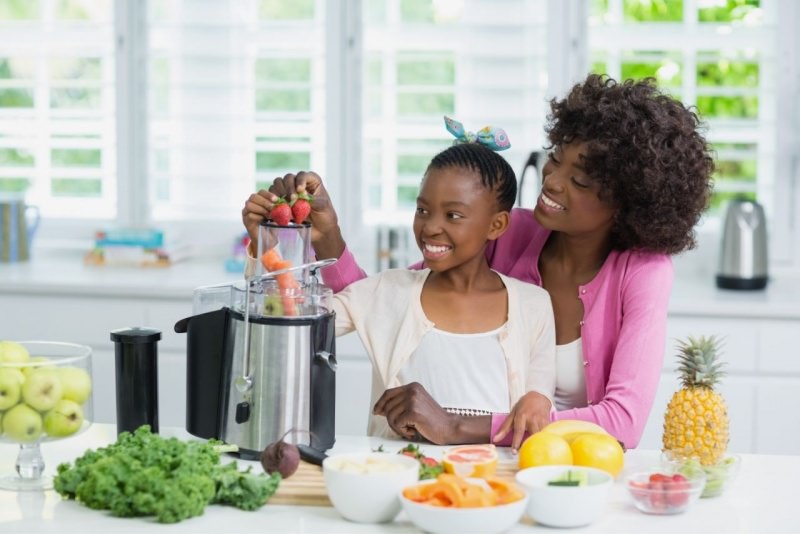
[400,473,528,534]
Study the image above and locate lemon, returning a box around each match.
[570,433,625,477]
[518,432,573,469]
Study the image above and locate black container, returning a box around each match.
[111,327,161,435]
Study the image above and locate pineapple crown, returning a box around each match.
[675,335,726,389]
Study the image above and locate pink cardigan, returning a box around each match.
[320,208,673,448]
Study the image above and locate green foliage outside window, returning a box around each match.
[0,0,38,20]
[621,56,682,87]
[697,60,758,87]
[397,184,419,207]
[0,148,34,166]
[259,0,314,20]
[400,0,434,23]
[256,58,310,83]
[255,152,310,171]
[51,178,101,197]
[0,88,33,107]
[696,95,758,119]
[397,93,454,116]
[698,0,760,23]
[398,58,454,85]
[623,0,683,22]
[711,191,756,211]
[50,88,101,109]
[256,90,310,112]
[51,58,102,80]
[51,148,101,167]
[0,178,29,192]
[55,0,109,21]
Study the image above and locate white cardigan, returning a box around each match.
[331,269,556,438]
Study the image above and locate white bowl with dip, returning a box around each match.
[323,452,420,523]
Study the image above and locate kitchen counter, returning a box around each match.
[0,424,796,533]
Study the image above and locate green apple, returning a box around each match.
[43,399,85,437]
[21,356,52,378]
[0,341,30,364]
[58,366,92,405]
[21,369,63,412]
[2,403,43,442]
[0,368,23,410]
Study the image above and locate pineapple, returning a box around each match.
[662,335,729,466]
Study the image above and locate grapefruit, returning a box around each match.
[442,444,498,478]
[541,419,609,444]
[570,433,625,477]
[518,432,573,469]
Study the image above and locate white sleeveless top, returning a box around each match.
[397,325,510,416]
[553,337,587,411]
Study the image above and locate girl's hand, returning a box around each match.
[492,391,552,451]
[241,171,345,258]
[373,383,455,445]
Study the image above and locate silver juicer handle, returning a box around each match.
[235,257,338,394]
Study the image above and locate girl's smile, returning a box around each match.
[421,239,453,260]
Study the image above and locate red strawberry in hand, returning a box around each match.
[269,198,292,226]
[291,193,313,225]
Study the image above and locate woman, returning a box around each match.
[242,74,714,449]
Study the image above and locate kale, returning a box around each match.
[54,426,281,523]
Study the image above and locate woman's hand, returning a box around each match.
[492,391,552,451]
[372,383,455,445]
[241,171,345,258]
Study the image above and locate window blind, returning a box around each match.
[0,0,116,219]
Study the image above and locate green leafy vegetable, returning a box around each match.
[397,443,445,480]
[54,426,281,523]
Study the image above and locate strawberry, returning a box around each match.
[666,473,691,508]
[648,473,669,512]
[291,193,313,224]
[421,457,439,467]
[269,198,292,226]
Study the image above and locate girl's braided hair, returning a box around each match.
[427,142,517,212]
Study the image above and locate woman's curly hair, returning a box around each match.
[545,74,715,254]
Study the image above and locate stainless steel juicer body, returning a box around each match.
[176,220,338,459]
[176,306,336,460]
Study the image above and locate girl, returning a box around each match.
[246,139,556,443]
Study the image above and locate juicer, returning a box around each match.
[175,221,337,459]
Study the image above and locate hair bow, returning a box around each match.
[444,116,511,151]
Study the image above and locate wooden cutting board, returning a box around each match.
[269,461,331,507]
[268,460,520,507]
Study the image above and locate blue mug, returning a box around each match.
[0,196,40,262]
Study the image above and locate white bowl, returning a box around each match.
[515,465,613,528]
[400,479,528,534]
[323,452,420,523]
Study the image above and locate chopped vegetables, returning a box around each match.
[403,473,524,507]
[398,443,445,480]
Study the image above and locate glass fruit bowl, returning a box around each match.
[660,450,741,498]
[626,469,706,515]
[0,340,93,491]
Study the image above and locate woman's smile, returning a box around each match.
[538,192,566,212]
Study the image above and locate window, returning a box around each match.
[360,0,550,227]
[1,0,797,270]
[588,0,792,262]
[147,0,326,221]
[0,0,115,218]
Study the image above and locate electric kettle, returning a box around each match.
[716,198,768,290]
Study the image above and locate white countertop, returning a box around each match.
[0,424,796,533]
[1,253,799,318]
